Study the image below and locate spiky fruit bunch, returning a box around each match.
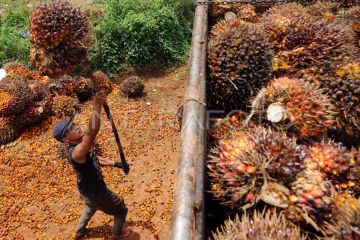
[305,1,338,22]
[208,22,273,111]
[30,1,89,49]
[120,76,145,98]
[48,75,76,97]
[286,165,334,230]
[325,195,360,239]
[91,71,113,94]
[275,21,356,75]
[260,3,310,46]
[210,2,257,23]
[0,117,22,145]
[74,77,94,102]
[51,95,80,117]
[208,127,307,208]
[17,97,52,128]
[249,77,336,140]
[0,76,34,117]
[208,129,258,208]
[320,62,360,145]
[213,210,306,240]
[304,142,356,184]
[30,1,89,77]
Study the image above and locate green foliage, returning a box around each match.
[93,0,194,73]
[0,10,30,67]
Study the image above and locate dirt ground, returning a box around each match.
[0,65,188,240]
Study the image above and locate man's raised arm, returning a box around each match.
[72,91,106,163]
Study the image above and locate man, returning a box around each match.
[53,91,131,239]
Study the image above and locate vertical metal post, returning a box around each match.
[170,1,208,240]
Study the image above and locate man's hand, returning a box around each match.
[97,156,115,167]
[94,91,106,106]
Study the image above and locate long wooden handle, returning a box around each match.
[102,102,129,174]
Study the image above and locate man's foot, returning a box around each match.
[112,228,132,239]
[73,228,88,239]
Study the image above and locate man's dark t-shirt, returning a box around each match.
[67,146,107,198]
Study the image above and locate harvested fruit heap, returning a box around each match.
[30,0,89,77]
[120,76,145,98]
[206,1,360,239]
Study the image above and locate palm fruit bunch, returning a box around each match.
[209,17,246,38]
[260,3,311,47]
[274,20,356,75]
[208,126,307,208]
[30,1,89,77]
[0,117,22,145]
[91,71,113,94]
[322,61,360,146]
[325,194,360,239]
[249,77,336,140]
[120,76,145,98]
[212,210,306,240]
[208,22,273,111]
[0,76,34,116]
[208,128,258,208]
[285,165,334,231]
[74,76,94,102]
[304,142,356,186]
[305,1,338,22]
[209,2,257,23]
[16,97,53,128]
[51,95,80,118]
[48,75,76,97]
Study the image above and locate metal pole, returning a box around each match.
[170,1,208,240]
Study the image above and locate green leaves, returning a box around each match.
[93,0,194,73]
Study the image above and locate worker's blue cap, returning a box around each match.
[52,115,75,142]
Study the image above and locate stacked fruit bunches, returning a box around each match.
[120,76,144,98]
[260,3,311,49]
[248,77,336,141]
[91,71,113,94]
[304,1,339,23]
[30,1,89,78]
[207,19,273,111]
[274,20,357,76]
[212,210,307,240]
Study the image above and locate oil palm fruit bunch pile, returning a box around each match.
[212,210,306,240]
[16,97,53,128]
[260,3,310,47]
[274,20,356,76]
[91,71,113,95]
[48,75,76,97]
[208,21,273,111]
[325,194,360,239]
[248,77,336,140]
[120,76,145,98]
[51,95,80,118]
[30,1,89,77]
[74,77,94,102]
[209,2,257,23]
[3,62,50,84]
